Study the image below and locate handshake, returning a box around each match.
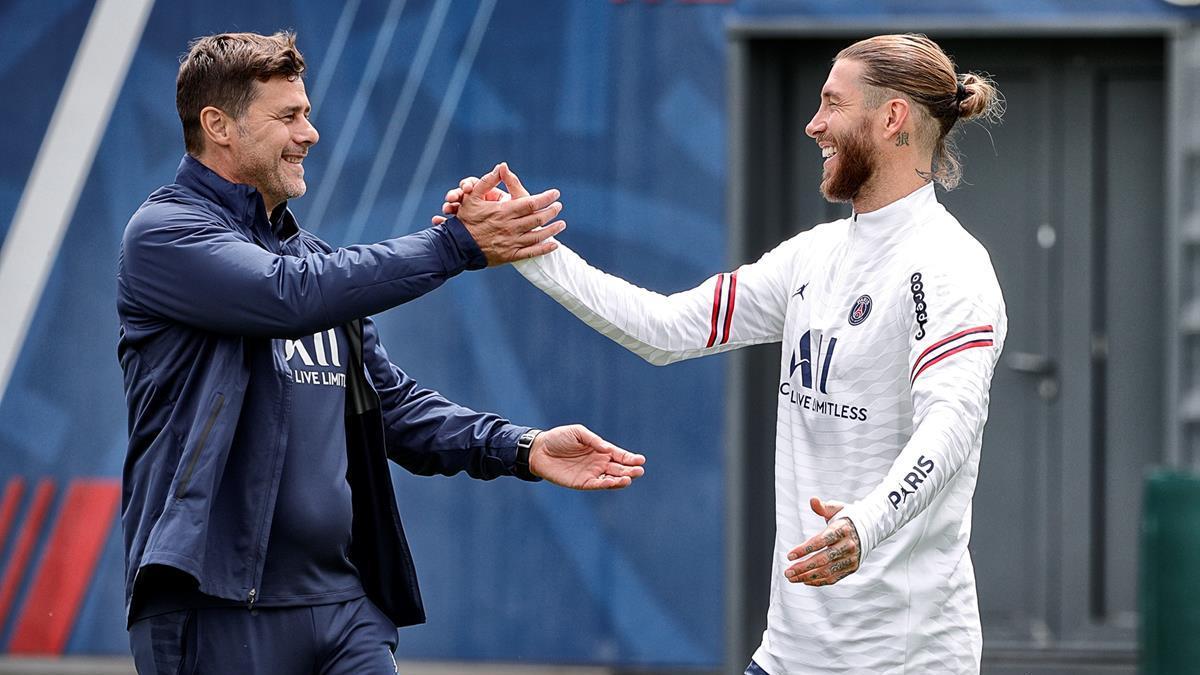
[430,162,561,266]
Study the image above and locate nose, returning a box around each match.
[805,110,825,139]
[298,115,319,147]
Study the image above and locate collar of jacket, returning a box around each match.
[174,154,294,239]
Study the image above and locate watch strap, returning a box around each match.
[515,429,542,480]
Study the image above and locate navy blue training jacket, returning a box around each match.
[116,155,532,628]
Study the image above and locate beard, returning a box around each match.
[819,119,877,203]
[242,154,306,208]
[237,128,307,209]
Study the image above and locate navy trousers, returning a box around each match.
[129,596,398,674]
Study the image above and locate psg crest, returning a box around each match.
[848,294,873,326]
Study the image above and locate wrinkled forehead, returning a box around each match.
[820,58,867,103]
[249,75,310,111]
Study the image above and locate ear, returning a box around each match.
[880,97,910,142]
[199,106,235,149]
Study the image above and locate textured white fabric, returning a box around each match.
[515,183,1006,674]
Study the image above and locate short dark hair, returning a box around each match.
[176,31,307,155]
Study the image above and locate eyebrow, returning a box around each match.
[278,104,309,116]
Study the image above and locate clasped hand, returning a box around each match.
[447,163,562,265]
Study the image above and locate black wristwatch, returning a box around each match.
[515,429,542,480]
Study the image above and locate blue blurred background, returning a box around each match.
[2,1,1199,673]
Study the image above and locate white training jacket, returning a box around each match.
[514,183,1006,674]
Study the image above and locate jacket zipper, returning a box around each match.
[175,393,225,498]
[248,337,293,613]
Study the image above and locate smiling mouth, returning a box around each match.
[821,146,837,159]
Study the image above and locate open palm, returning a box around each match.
[530,425,645,490]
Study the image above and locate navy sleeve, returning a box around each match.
[360,317,538,481]
[119,203,486,338]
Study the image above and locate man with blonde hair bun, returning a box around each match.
[442,33,1006,674]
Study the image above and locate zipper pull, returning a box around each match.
[247,588,257,610]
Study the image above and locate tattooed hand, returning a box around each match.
[783,497,862,587]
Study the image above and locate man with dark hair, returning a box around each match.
[118,31,645,674]
[446,33,1006,675]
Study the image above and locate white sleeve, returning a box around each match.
[513,236,802,365]
[838,258,1007,560]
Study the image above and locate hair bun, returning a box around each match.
[956,73,1004,123]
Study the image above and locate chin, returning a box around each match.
[819,177,850,203]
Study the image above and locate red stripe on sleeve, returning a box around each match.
[0,477,26,562]
[0,479,55,631]
[705,274,725,348]
[911,339,994,384]
[910,325,994,380]
[9,479,121,655]
[720,270,739,345]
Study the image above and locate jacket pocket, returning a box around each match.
[175,393,224,499]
